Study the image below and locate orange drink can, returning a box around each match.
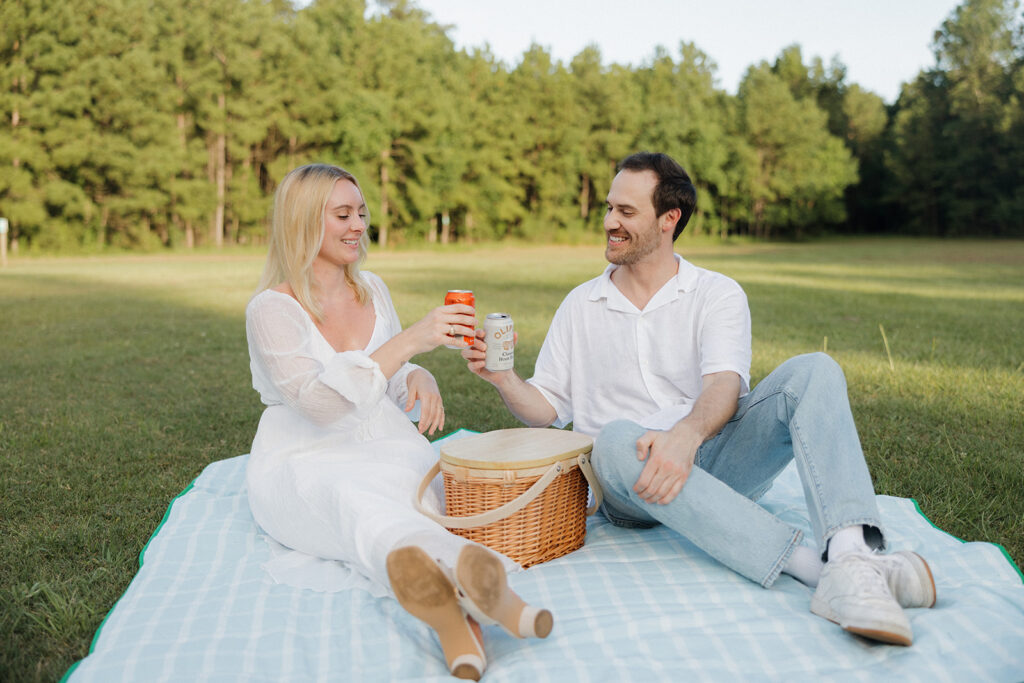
[444,289,475,346]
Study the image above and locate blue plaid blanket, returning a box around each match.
[65,430,1024,682]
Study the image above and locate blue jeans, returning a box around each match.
[592,353,884,588]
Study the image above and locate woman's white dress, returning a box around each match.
[245,272,491,596]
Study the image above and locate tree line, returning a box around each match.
[1,0,1022,253]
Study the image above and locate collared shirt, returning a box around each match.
[527,253,751,437]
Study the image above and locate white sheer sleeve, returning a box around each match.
[246,291,387,428]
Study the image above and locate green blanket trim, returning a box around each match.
[909,497,1024,583]
[60,479,198,683]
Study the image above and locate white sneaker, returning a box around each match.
[873,551,936,609]
[811,552,913,645]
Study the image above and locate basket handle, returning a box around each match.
[414,452,604,530]
[577,452,604,515]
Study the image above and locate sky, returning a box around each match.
[409,0,965,103]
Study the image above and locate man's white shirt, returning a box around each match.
[527,254,751,437]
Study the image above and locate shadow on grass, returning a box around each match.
[1,273,260,683]
[854,389,1024,555]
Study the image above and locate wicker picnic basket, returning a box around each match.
[415,428,603,567]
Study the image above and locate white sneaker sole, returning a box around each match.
[810,595,913,646]
[893,551,936,609]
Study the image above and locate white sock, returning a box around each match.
[783,545,824,587]
[827,525,870,561]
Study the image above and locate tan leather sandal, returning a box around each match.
[387,546,486,680]
[454,544,554,639]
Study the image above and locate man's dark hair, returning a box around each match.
[617,152,697,241]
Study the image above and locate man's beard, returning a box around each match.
[605,226,659,265]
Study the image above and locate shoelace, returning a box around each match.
[834,553,894,598]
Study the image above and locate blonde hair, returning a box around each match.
[256,163,371,321]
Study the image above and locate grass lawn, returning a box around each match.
[1,237,1022,681]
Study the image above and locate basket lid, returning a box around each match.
[440,428,593,470]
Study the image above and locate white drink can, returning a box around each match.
[484,313,514,371]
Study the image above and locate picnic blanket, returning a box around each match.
[65,430,1024,682]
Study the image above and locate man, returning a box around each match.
[463,152,936,645]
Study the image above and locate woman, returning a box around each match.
[245,163,551,680]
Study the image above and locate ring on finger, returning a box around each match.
[447,324,454,336]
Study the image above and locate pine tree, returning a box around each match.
[569,46,641,235]
[634,43,731,237]
[888,0,1023,236]
[736,62,856,238]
